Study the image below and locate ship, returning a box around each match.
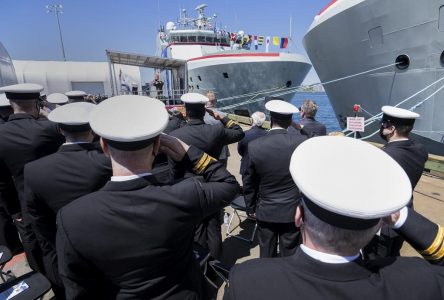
[157,4,312,115]
[0,42,18,87]
[303,0,444,155]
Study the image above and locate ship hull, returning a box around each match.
[303,0,444,155]
[187,53,311,114]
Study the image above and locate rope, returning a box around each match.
[343,75,444,136]
[217,62,400,105]
[354,81,444,140]
[307,62,399,87]
[219,85,300,111]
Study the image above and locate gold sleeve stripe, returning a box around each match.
[419,225,444,256]
[193,153,209,173]
[425,242,444,261]
[196,155,217,174]
[226,120,236,128]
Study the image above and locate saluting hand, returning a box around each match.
[159,134,190,161]
[206,108,223,121]
[383,210,401,226]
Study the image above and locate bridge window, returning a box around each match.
[223,72,229,78]
[198,75,202,81]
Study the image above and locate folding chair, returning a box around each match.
[193,243,218,289]
[208,260,230,285]
[0,245,14,283]
[0,271,51,300]
[225,195,257,242]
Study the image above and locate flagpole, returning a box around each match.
[289,16,293,53]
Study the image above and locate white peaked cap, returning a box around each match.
[381,106,419,119]
[48,102,95,125]
[47,93,69,104]
[0,93,10,107]
[0,83,44,94]
[0,83,44,100]
[180,93,209,104]
[265,100,299,114]
[65,91,87,98]
[90,95,169,142]
[290,136,411,222]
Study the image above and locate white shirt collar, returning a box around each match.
[388,138,409,143]
[300,244,360,264]
[63,141,91,145]
[270,126,285,131]
[111,172,152,182]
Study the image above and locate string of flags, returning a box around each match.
[224,30,289,51]
[160,27,290,52]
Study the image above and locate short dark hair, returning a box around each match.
[271,117,292,129]
[395,124,413,137]
[185,103,205,119]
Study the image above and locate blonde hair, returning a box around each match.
[301,100,318,118]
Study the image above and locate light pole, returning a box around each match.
[46,4,66,61]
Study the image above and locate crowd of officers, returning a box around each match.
[0,83,442,299]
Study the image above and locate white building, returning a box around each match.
[12,60,141,96]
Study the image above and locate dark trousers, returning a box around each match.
[257,221,300,258]
[12,213,45,273]
[194,212,223,259]
[0,207,22,255]
[42,251,65,299]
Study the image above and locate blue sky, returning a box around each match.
[0,0,330,84]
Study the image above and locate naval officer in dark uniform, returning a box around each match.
[243,100,306,258]
[226,136,444,300]
[364,106,429,259]
[24,102,112,299]
[0,93,23,254]
[0,83,64,272]
[56,95,239,299]
[169,92,244,259]
[379,106,428,194]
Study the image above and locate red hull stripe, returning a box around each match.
[188,53,280,62]
[318,0,338,15]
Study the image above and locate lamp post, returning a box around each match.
[46,4,66,61]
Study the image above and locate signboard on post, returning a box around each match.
[347,117,365,132]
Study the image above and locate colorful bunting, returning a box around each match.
[223,31,287,51]
[273,36,280,46]
[280,37,289,49]
[258,36,264,45]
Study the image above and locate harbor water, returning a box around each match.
[291,92,341,133]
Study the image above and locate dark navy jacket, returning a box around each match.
[237,126,268,176]
[243,129,306,223]
[299,117,327,137]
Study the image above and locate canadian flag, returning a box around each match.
[265,36,270,53]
